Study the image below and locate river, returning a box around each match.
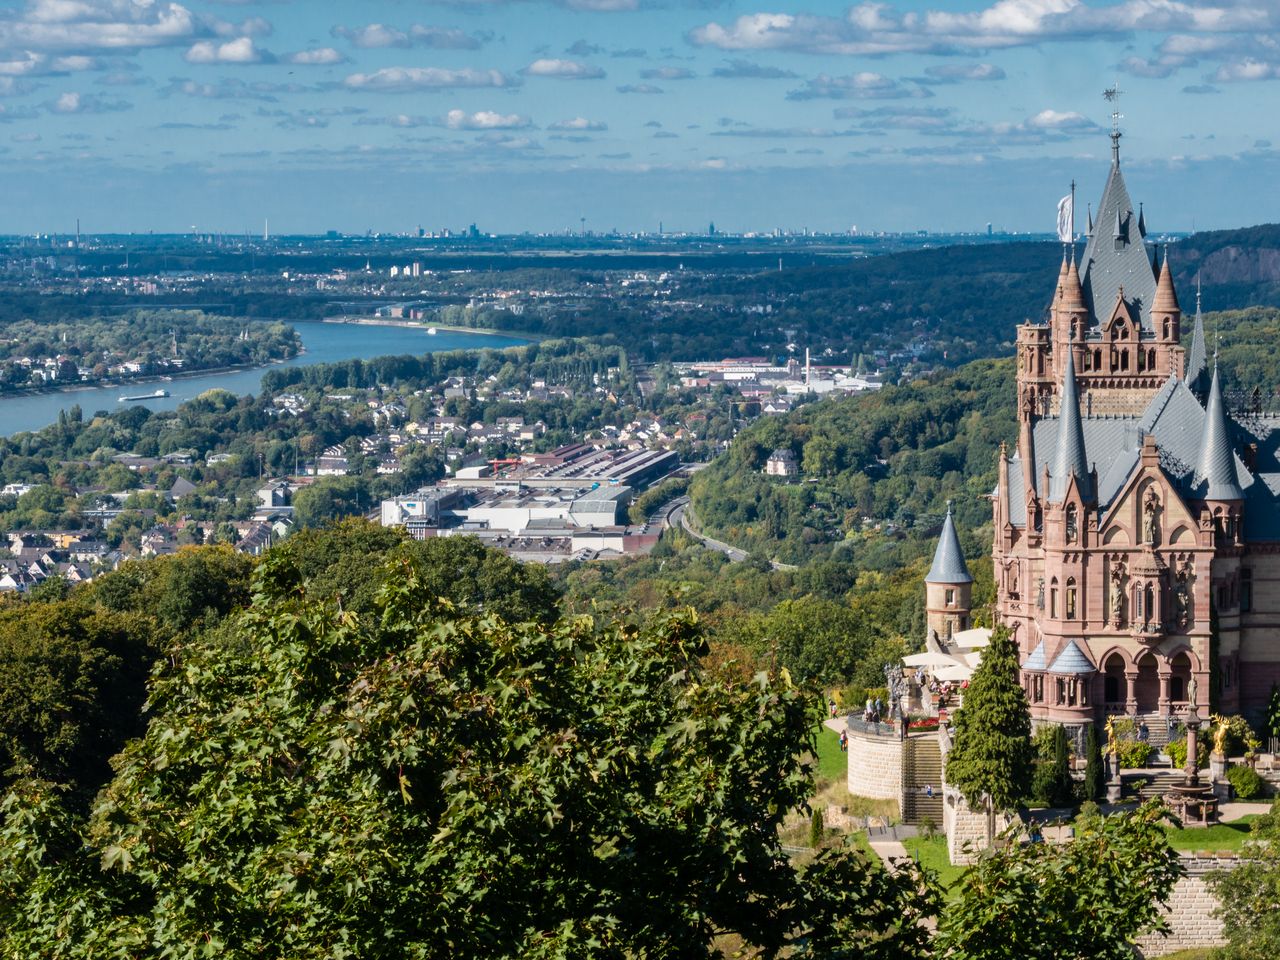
[0,322,528,437]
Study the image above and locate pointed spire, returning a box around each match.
[1153,249,1181,315]
[927,501,973,584]
[1138,202,1147,238]
[1185,275,1207,389]
[1087,202,1093,234]
[1050,350,1092,502]
[1062,251,1085,313]
[1196,363,1244,500]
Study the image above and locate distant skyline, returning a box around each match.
[2,0,1280,235]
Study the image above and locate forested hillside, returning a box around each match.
[688,358,1014,567]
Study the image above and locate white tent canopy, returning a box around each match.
[932,664,974,682]
[950,627,993,649]
[903,652,964,669]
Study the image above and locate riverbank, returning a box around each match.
[318,315,545,342]
[0,354,299,404]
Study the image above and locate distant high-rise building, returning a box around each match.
[987,222,993,236]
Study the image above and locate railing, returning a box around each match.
[844,715,900,738]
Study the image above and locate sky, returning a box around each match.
[2,0,1280,234]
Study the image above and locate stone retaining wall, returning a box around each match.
[1136,858,1231,957]
[846,727,902,801]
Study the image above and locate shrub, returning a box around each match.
[809,809,825,847]
[918,814,938,839]
[1076,800,1101,824]
[1226,764,1267,800]
[1117,739,1153,770]
[1167,730,1209,771]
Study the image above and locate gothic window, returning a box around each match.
[1093,348,1102,369]
[1066,578,1078,620]
[1144,584,1155,624]
[1120,350,1130,371]
[1050,578,1059,618]
[1242,568,1253,613]
[1065,504,1078,543]
[1148,348,1156,369]
[1163,318,1171,340]
[1056,677,1066,704]
[1137,348,1145,372]
[1134,582,1144,623]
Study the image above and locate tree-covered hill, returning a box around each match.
[683,305,1280,570]
[688,358,1014,567]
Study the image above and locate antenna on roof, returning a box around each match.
[1104,83,1123,163]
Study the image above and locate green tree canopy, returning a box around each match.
[0,552,934,959]
[936,801,1183,960]
[944,625,1032,836]
[1209,797,1280,959]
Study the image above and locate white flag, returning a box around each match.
[1056,193,1073,243]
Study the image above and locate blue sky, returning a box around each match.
[2,0,1280,234]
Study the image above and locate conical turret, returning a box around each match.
[926,502,972,584]
[1153,252,1181,315]
[1185,280,1208,392]
[1049,350,1092,502]
[1062,252,1086,313]
[1195,364,1244,501]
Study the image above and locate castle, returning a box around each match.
[927,130,1280,735]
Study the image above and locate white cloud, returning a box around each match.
[617,82,663,94]
[47,90,130,113]
[444,108,530,129]
[344,66,517,92]
[331,23,485,50]
[640,66,695,80]
[0,0,202,52]
[184,37,267,64]
[286,47,345,65]
[549,116,607,131]
[521,58,605,79]
[787,72,929,100]
[1214,58,1280,81]
[688,1,1280,57]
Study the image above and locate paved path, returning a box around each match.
[674,498,797,570]
[868,838,912,866]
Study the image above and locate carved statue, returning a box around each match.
[1143,490,1160,545]
[1105,716,1118,757]
[1037,578,1045,610]
[1211,714,1229,756]
[1109,563,1126,627]
[1174,565,1191,629]
[1188,675,1198,710]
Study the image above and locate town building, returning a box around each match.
[765,448,799,477]
[944,127,1280,735]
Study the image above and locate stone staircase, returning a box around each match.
[1129,771,1186,801]
[901,736,944,826]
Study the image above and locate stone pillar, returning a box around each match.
[1184,716,1201,787]
[1158,670,1171,715]
[1125,671,1139,715]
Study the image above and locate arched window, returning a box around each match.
[1137,348,1146,372]
[1120,350,1130,371]
[1144,584,1155,625]
[1134,582,1144,623]
[1163,318,1171,340]
[1050,578,1059,618]
[1066,578,1078,619]
[1065,504,1078,543]
[1148,348,1156,370]
[1093,348,1102,369]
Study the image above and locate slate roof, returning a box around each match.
[1049,640,1094,675]
[1048,351,1091,502]
[926,504,973,584]
[1022,641,1048,671]
[1079,154,1158,334]
[1194,366,1244,501]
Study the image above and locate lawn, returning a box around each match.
[812,723,847,784]
[1164,815,1259,853]
[901,834,967,896]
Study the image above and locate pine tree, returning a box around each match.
[945,624,1033,842]
[1084,722,1104,802]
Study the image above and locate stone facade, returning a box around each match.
[988,141,1280,732]
[1136,859,1230,957]
[846,727,903,801]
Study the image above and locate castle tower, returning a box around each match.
[926,502,973,642]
